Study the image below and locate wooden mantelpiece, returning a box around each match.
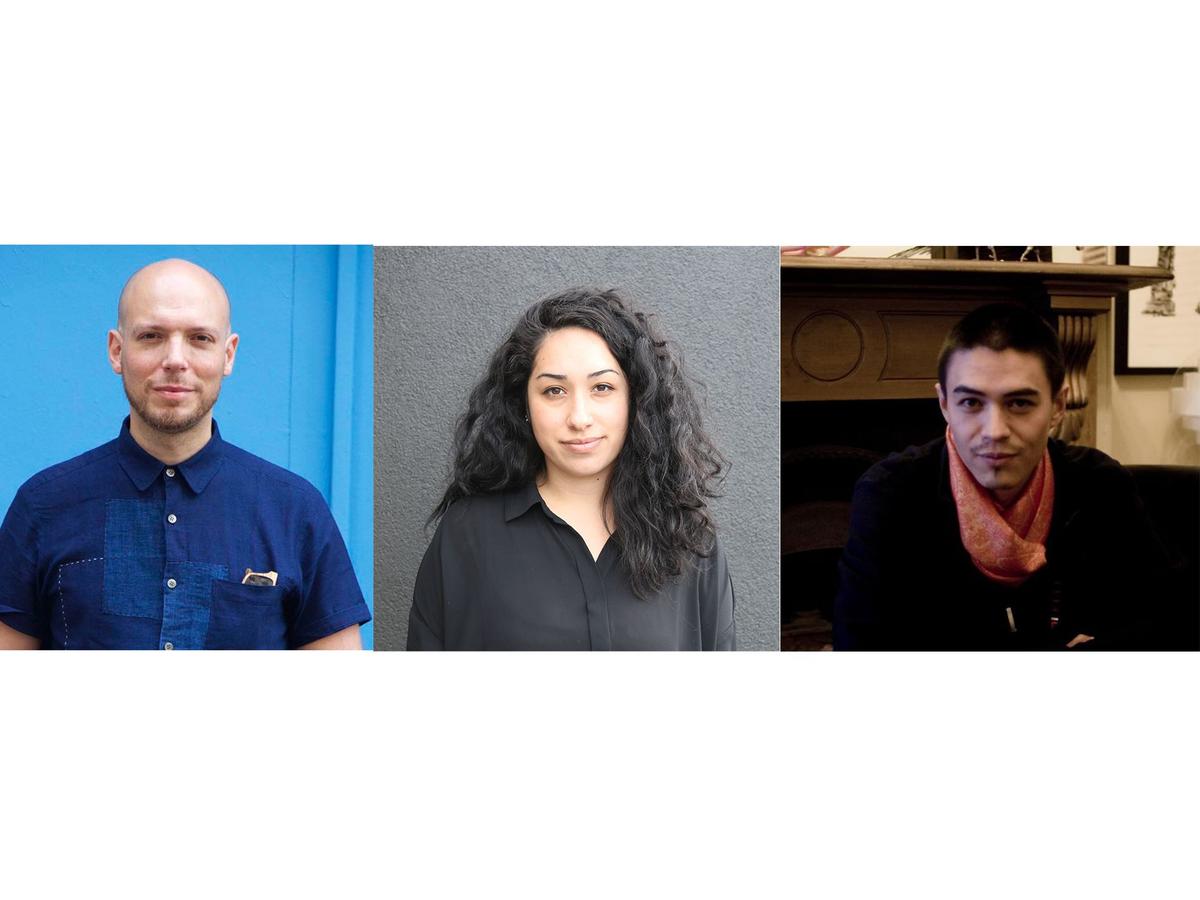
[781,257,1172,446]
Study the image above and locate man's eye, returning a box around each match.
[959,397,980,408]
[192,334,215,343]
[1009,398,1033,409]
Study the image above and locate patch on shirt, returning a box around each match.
[101,501,229,646]
[160,560,230,649]
[103,500,167,618]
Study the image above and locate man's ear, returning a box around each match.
[936,382,950,423]
[223,332,239,376]
[1050,382,1068,430]
[107,329,123,375]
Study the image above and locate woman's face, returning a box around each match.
[527,326,629,487]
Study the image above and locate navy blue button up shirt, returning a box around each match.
[0,419,370,649]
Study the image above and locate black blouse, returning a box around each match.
[407,483,735,650]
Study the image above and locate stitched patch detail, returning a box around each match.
[56,556,104,650]
[102,500,165,618]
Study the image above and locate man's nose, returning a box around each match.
[161,335,189,369]
[981,403,1011,440]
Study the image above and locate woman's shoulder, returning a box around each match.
[436,484,536,533]
[678,531,728,583]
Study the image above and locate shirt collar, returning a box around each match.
[116,416,226,494]
[503,481,546,522]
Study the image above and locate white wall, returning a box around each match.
[1093,245,1200,466]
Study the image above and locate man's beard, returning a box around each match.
[123,376,219,435]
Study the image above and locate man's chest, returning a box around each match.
[37,490,301,650]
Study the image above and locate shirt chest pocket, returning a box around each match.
[205,580,290,650]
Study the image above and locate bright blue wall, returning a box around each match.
[0,245,374,648]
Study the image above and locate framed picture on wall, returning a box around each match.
[1115,246,1200,375]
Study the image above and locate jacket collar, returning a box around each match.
[117,416,226,494]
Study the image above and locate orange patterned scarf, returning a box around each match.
[946,427,1055,585]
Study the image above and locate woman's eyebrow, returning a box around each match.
[535,368,620,380]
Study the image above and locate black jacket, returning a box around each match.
[834,438,1175,650]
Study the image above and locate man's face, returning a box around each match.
[108,263,238,437]
[936,346,1067,506]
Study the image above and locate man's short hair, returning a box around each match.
[937,302,1066,394]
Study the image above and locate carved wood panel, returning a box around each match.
[782,297,980,401]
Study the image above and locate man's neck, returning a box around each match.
[128,414,214,465]
[990,484,1024,508]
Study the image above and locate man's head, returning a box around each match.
[108,259,239,439]
[935,303,1068,506]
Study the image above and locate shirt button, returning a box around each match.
[167,514,178,524]
[163,642,174,651]
[165,468,176,478]
[167,578,177,589]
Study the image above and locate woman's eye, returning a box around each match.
[543,386,565,396]
[593,383,614,393]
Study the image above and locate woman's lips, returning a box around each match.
[562,437,603,452]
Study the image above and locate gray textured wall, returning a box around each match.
[374,247,779,650]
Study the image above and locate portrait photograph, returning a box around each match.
[0,245,375,649]
[374,246,780,651]
[780,246,1199,651]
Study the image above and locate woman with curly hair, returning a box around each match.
[407,287,734,650]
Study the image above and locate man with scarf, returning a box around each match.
[834,303,1172,650]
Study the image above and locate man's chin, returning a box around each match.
[968,467,1008,492]
[125,381,216,437]
[147,418,202,435]
[133,403,210,436]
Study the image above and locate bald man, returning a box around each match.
[0,259,370,650]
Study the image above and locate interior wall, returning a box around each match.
[1106,369,1200,466]
[1091,246,1200,467]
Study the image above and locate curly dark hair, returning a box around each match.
[433,287,727,599]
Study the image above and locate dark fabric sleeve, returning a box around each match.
[1074,463,1182,650]
[701,537,736,651]
[287,493,371,648]
[833,469,901,650]
[0,486,48,643]
[407,519,447,650]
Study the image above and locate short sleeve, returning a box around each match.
[0,486,48,642]
[287,493,371,648]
